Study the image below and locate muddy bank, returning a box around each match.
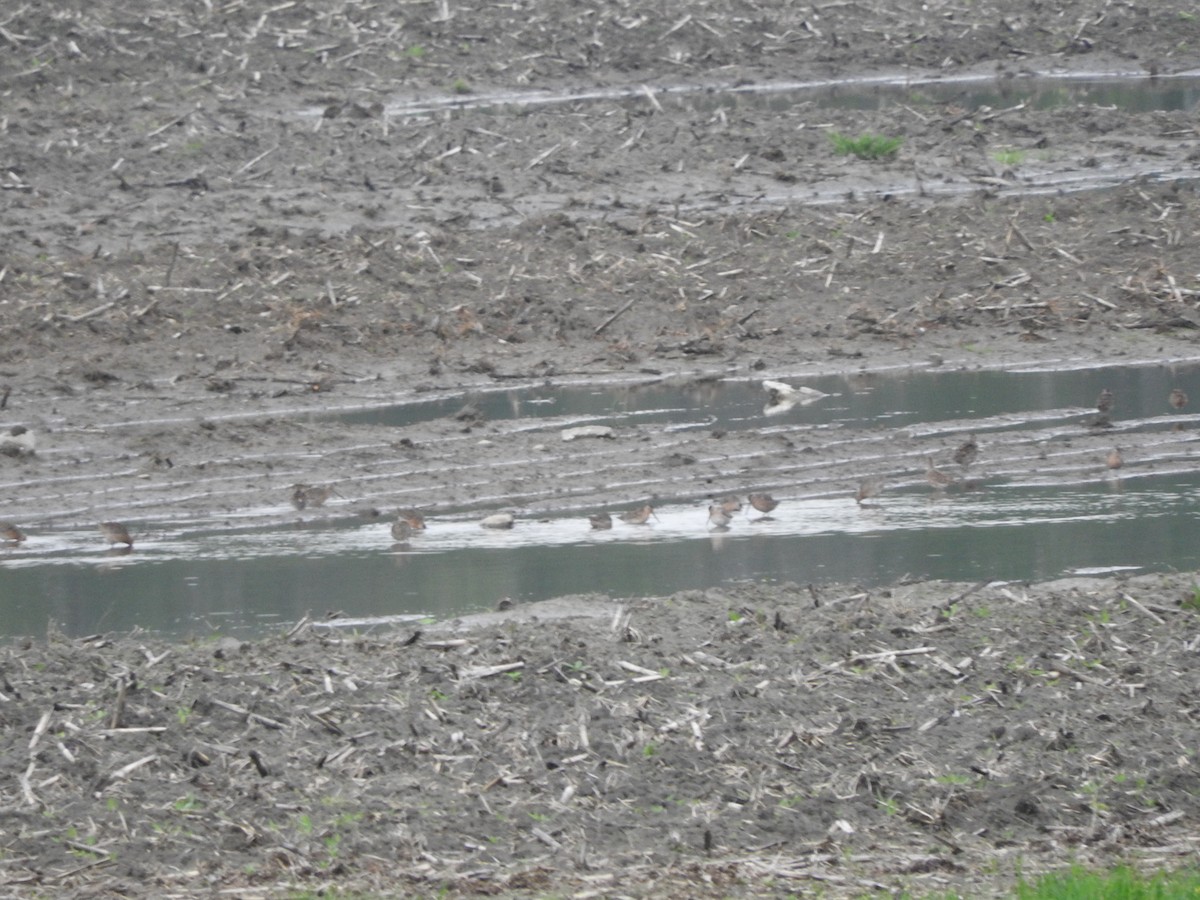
[4,573,1200,897]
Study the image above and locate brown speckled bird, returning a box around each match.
[619,504,657,525]
[1170,388,1188,411]
[99,522,133,547]
[0,522,26,543]
[855,479,885,506]
[953,435,979,470]
[707,504,733,529]
[290,484,336,510]
[748,493,779,516]
[926,457,957,490]
[1106,447,1124,471]
[396,509,426,530]
[1096,388,1114,415]
[588,513,613,530]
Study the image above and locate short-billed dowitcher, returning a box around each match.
[0,522,26,544]
[953,435,979,470]
[748,493,779,516]
[396,509,426,530]
[854,478,885,506]
[925,457,957,490]
[391,518,413,541]
[707,504,733,529]
[717,496,743,514]
[619,504,657,525]
[480,512,516,529]
[588,513,613,530]
[1106,447,1123,470]
[291,484,336,510]
[1170,388,1188,411]
[99,522,133,547]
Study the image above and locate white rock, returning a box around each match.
[763,380,829,416]
[480,513,515,529]
[561,425,615,442]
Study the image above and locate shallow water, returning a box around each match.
[339,362,1199,434]
[339,71,1200,119]
[2,361,1198,640]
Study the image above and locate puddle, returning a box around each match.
[339,362,1200,436]
[3,362,1199,640]
[305,70,1200,119]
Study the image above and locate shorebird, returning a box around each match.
[717,496,743,514]
[588,513,613,530]
[390,519,413,541]
[99,522,133,547]
[748,493,779,517]
[953,435,979,470]
[925,457,957,490]
[1096,388,1114,415]
[291,484,336,510]
[480,512,515,529]
[707,504,733,529]
[855,478,885,506]
[396,509,426,531]
[0,522,26,544]
[1106,447,1124,471]
[1170,388,1189,411]
[618,504,657,525]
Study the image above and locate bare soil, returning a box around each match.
[4,0,1200,895]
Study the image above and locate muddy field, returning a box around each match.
[4,0,1200,895]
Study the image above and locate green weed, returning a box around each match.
[827,131,902,160]
[1017,864,1200,899]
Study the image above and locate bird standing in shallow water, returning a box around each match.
[0,522,25,544]
[291,484,336,510]
[747,493,779,517]
[390,519,413,542]
[855,479,885,506]
[707,504,733,529]
[619,504,657,525]
[1170,388,1188,411]
[396,509,426,531]
[717,496,743,515]
[925,457,957,491]
[953,435,979,470]
[1096,389,1114,415]
[1106,447,1124,471]
[99,522,133,547]
[588,513,613,530]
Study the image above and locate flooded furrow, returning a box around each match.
[3,360,1200,638]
